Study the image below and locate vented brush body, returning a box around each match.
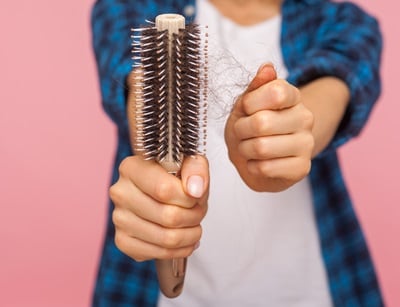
[131,14,208,298]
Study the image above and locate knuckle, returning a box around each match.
[114,231,128,253]
[247,161,257,176]
[253,112,269,135]
[111,209,120,226]
[258,161,276,178]
[109,183,123,206]
[302,107,314,129]
[161,206,182,228]
[162,230,182,248]
[233,120,242,139]
[241,94,251,114]
[270,81,287,105]
[154,180,174,201]
[111,208,125,228]
[118,156,133,177]
[305,134,315,154]
[253,137,270,157]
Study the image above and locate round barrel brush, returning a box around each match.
[130,14,208,298]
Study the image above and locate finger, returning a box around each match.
[113,208,202,249]
[119,156,197,209]
[180,155,210,199]
[245,63,277,93]
[247,156,311,182]
[115,231,198,262]
[134,198,207,229]
[110,179,207,228]
[233,108,301,140]
[238,133,314,160]
[242,79,301,115]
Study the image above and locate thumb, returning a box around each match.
[180,155,209,199]
[245,63,277,93]
[230,63,277,119]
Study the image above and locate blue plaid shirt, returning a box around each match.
[91,0,384,306]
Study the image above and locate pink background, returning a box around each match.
[0,0,398,306]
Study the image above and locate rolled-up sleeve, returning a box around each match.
[285,2,383,154]
[91,0,138,135]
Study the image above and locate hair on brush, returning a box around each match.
[131,14,208,298]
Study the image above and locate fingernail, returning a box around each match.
[187,175,204,198]
[194,241,201,251]
[257,62,274,75]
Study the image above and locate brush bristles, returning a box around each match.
[132,27,169,161]
[131,21,208,165]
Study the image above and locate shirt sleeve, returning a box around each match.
[91,0,139,135]
[286,2,383,156]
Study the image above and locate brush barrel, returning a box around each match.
[155,13,188,299]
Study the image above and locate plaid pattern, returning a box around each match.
[91,0,384,306]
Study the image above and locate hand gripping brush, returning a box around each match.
[131,14,208,298]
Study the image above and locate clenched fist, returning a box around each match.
[224,64,314,192]
[110,152,209,262]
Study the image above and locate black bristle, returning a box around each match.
[132,20,207,166]
[134,27,170,161]
[173,24,203,157]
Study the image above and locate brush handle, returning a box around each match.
[155,162,187,298]
[156,258,187,298]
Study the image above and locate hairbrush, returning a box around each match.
[131,14,208,298]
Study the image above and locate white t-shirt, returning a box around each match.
[158,1,332,306]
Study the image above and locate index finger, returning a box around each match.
[123,156,198,209]
[242,79,301,115]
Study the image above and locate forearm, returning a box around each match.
[91,0,135,132]
[300,77,350,158]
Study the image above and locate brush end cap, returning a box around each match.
[156,14,185,33]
